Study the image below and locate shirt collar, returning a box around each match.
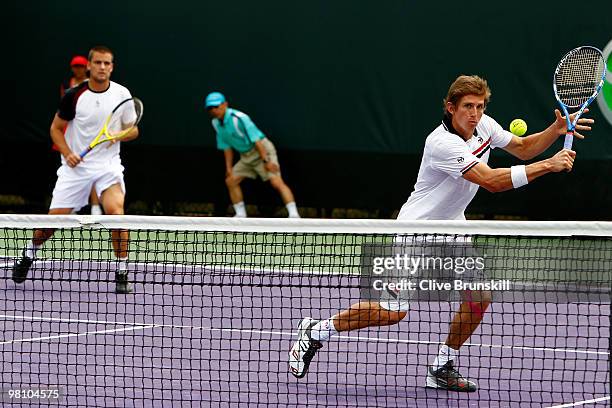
[215,108,233,127]
[442,114,478,140]
[222,108,234,125]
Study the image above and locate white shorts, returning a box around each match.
[50,164,125,211]
[377,237,486,312]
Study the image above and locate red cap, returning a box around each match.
[70,56,88,66]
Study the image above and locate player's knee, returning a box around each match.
[468,301,489,319]
[104,207,124,216]
[225,176,239,187]
[35,228,56,242]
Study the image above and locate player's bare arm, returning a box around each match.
[463,149,575,192]
[121,126,139,142]
[50,114,81,168]
[503,109,594,160]
[108,126,139,145]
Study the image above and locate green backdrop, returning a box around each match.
[5,0,612,218]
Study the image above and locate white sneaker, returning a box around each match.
[289,317,323,378]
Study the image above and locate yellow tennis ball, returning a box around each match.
[509,119,527,136]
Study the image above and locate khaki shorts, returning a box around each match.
[233,138,281,182]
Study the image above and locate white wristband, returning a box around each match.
[510,165,528,188]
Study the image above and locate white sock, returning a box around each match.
[233,202,247,217]
[91,205,102,215]
[117,257,128,273]
[24,241,41,259]
[431,344,458,371]
[310,317,338,342]
[286,202,300,218]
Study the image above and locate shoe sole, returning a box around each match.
[115,286,133,294]
[12,275,28,284]
[425,373,442,388]
[425,372,477,392]
[289,317,315,378]
[12,258,33,283]
[116,290,133,294]
[12,269,30,283]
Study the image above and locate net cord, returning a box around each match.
[0,214,611,236]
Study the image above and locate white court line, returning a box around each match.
[0,314,152,326]
[0,256,339,276]
[0,325,157,346]
[547,396,611,407]
[1,314,608,356]
[0,257,209,273]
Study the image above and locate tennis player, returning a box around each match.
[289,75,594,391]
[12,45,139,294]
[58,55,102,216]
[205,92,300,218]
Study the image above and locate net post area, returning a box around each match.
[1,215,610,407]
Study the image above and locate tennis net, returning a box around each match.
[1,215,610,407]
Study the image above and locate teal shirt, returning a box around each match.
[212,108,265,153]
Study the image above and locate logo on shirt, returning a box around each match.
[457,157,465,163]
[477,136,483,143]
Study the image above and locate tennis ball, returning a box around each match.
[509,119,527,136]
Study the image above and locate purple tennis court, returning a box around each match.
[1,258,609,407]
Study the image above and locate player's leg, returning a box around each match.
[446,292,491,349]
[98,175,131,294]
[255,140,300,218]
[225,173,247,217]
[227,155,257,217]
[267,176,300,218]
[12,167,90,284]
[89,187,102,215]
[289,301,407,378]
[426,290,491,392]
[12,208,74,283]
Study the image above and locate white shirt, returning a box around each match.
[398,114,513,221]
[58,81,133,169]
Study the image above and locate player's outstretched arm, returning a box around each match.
[463,149,576,193]
[503,109,593,160]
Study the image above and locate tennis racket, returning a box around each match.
[80,97,144,158]
[553,46,606,150]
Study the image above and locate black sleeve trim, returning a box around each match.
[57,82,88,121]
[461,161,479,175]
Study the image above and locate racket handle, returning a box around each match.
[79,147,92,158]
[563,132,574,150]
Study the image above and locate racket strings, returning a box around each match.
[108,99,144,137]
[555,48,605,108]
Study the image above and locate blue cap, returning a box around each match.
[205,92,226,108]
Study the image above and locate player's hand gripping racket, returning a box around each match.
[80,97,144,158]
[553,46,606,150]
